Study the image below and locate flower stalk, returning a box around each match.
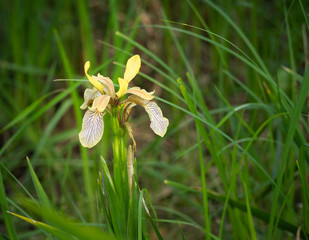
[111,106,129,201]
[78,55,169,239]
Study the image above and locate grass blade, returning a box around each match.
[243,182,257,240]
[165,180,309,238]
[27,158,53,210]
[268,67,309,239]
[0,169,17,240]
[138,189,144,240]
[8,212,73,240]
[54,28,95,221]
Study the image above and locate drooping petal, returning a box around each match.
[93,74,115,97]
[90,95,111,112]
[79,110,104,148]
[144,101,169,137]
[125,123,136,150]
[126,87,154,100]
[122,95,169,137]
[124,55,141,82]
[116,77,128,99]
[123,102,136,122]
[84,61,104,93]
[80,88,102,109]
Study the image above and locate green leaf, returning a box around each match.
[27,158,53,210]
[138,189,144,240]
[0,91,54,133]
[9,209,116,240]
[165,180,309,238]
[8,212,73,240]
[243,182,257,240]
[268,67,309,239]
[0,169,17,240]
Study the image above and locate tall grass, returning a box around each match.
[1,0,308,239]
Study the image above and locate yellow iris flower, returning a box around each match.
[78,55,169,148]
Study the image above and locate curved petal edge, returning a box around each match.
[79,110,104,148]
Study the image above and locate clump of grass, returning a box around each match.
[1,0,309,239]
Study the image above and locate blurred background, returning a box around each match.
[1,0,309,239]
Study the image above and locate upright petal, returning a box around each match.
[126,87,154,100]
[79,110,104,148]
[124,55,141,82]
[80,88,102,109]
[116,77,128,99]
[93,74,115,97]
[144,101,169,137]
[90,95,111,112]
[84,61,104,93]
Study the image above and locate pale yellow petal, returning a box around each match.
[122,95,169,137]
[125,123,136,150]
[84,61,104,93]
[124,55,141,82]
[121,95,146,106]
[123,102,136,122]
[116,77,128,99]
[79,110,104,148]
[93,74,115,96]
[126,87,154,100]
[90,95,111,112]
[80,88,102,109]
[144,101,169,137]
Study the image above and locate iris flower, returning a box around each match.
[79,55,169,148]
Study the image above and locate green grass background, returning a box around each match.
[1,0,309,239]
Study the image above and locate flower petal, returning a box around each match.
[126,87,154,100]
[122,95,169,137]
[123,102,136,122]
[122,95,145,106]
[84,61,104,93]
[79,110,104,148]
[124,55,141,82]
[93,74,115,96]
[125,123,136,150]
[144,101,169,137]
[90,95,111,112]
[80,88,102,109]
[116,77,128,99]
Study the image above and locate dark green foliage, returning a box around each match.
[1,0,309,239]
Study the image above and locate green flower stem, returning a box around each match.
[103,106,144,239]
[111,107,128,184]
[111,106,129,231]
